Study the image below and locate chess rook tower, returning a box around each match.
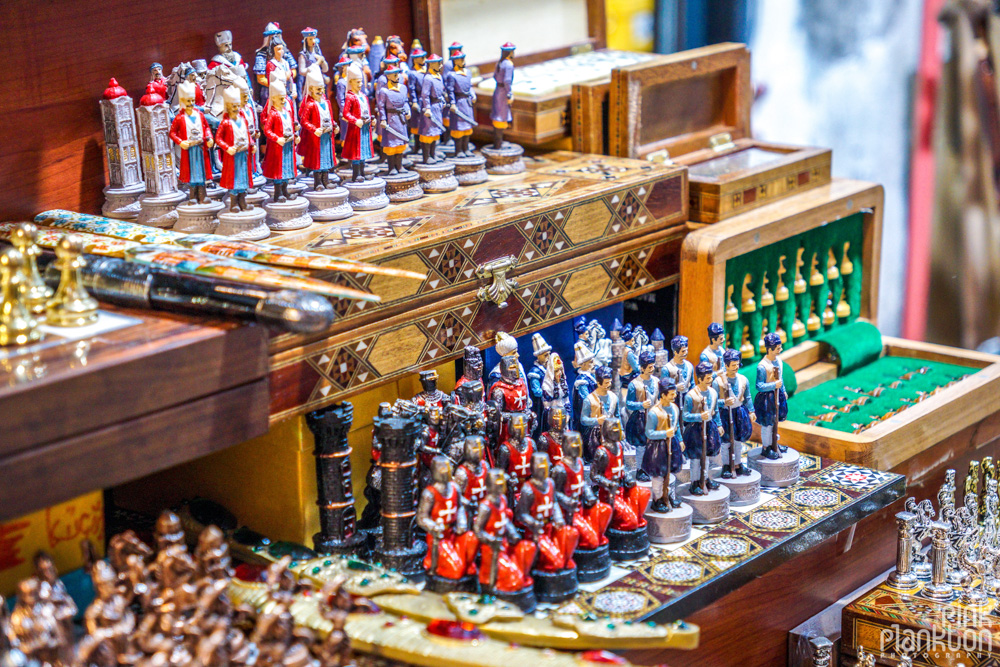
[306,403,366,556]
[136,84,186,227]
[373,413,426,580]
[99,79,145,220]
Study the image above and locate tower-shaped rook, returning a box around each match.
[307,402,366,556]
[373,413,426,580]
[136,84,185,227]
[99,78,145,220]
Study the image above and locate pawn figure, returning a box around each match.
[591,418,651,560]
[170,81,214,204]
[215,86,255,212]
[261,76,300,201]
[682,362,723,495]
[46,235,99,328]
[0,248,42,345]
[298,63,339,190]
[11,222,53,318]
[714,349,756,478]
[644,378,684,511]
[417,455,480,592]
[754,333,788,459]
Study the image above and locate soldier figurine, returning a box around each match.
[298,63,338,190]
[297,27,328,98]
[7,578,70,666]
[490,43,516,150]
[413,369,449,408]
[645,378,684,512]
[663,335,694,413]
[651,328,669,377]
[517,453,580,602]
[474,469,539,611]
[170,81,214,205]
[444,49,477,157]
[714,349,755,477]
[76,561,136,667]
[625,350,658,482]
[496,413,535,503]
[215,86,254,211]
[539,406,570,466]
[592,418,651,560]
[552,432,613,581]
[418,455,480,592]
[194,525,232,582]
[415,404,445,486]
[342,62,374,183]
[261,76,299,201]
[34,552,77,641]
[700,322,726,376]
[454,435,490,523]
[683,362,724,495]
[572,316,592,370]
[333,55,351,150]
[418,53,446,163]
[541,352,571,437]
[376,61,411,175]
[407,47,427,144]
[527,333,551,438]
[490,353,533,445]
[580,366,621,461]
[755,332,788,460]
[571,345,598,436]
[454,345,485,403]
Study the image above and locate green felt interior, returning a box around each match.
[785,356,975,432]
[814,320,884,374]
[723,212,865,367]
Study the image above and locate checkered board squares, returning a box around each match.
[816,464,897,491]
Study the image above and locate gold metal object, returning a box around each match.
[476,256,519,309]
[822,291,835,326]
[725,284,739,322]
[740,325,753,359]
[792,304,806,338]
[11,222,54,318]
[760,273,775,306]
[646,149,674,165]
[740,274,756,313]
[709,131,736,152]
[776,255,790,301]
[836,286,851,318]
[774,314,788,344]
[826,248,840,280]
[840,242,854,275]
[45,235,99,327]
[809,252,824,286]
[0,249,42,346]
[806,300,821,332]
[758,318,768,356]
[793,248,807,294]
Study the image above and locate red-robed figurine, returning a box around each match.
[261,76,299,202]
[592,418,651,560]
[341,61,374,182]
[298,63,338,190]
[454,435,489,524]
[516,453,579,572]
[474,470,538,611]
[417,456,479,592]
[490,354,534,446]
[214,87,254,212]
[539,407,570,466]
[495,413,534,502]
[169,81,214,205]
[552,432,612,551]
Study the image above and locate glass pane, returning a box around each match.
[688,147,787,180]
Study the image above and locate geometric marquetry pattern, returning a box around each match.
[690,160,831,223]
[561,455,903,621]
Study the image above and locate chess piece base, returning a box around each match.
[215,207,270,241]
[374,538,426,582]
[222,189,268,210]
[344,177,390,211]
[748,447,800,488]
[645,503,694,544]
[424,573,478,594]
[885,570,921,592]
[313,529,366,557]
[920,582,955,602]
[716,469,761,507]
[574,544,611,582]
[532,566,579,603]
[450,153,488,185]
[336,162,380,181]
[484,584,536,613]
[606,526,650,561]
[174,200,224,233]
[102,182,145,220]
[304,187,354,221]
[382,170,424,202]
[263,197,313,231]
[481,143,526,175]
[262,180,308,199]
[679,484,731,525]
[206,182,227,201]
[138,190,187,228]
[412,162,459,193]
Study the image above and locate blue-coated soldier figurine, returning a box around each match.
[571,344,597,436]
[683,362,724,495]
[619,327,640,387]
[527,333,552,440]
[625,350,658,483]
[662,335,694,414]
[580,366,621,461]
[755,333,788,460]
[713,349,755,478]
[644,377,683,511]
[700,322,726,376]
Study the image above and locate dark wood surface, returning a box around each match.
[0,0,413,222]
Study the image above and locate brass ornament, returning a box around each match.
[46,234,99,327]
[741,274,756,313]
[776,255,790,301]
[11,222,54,318]
[725,284,739,322]
[0,248,42,346]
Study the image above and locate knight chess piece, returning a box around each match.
[418,455,479,593]
[552,431,612,581]
[592,418,651,560]
[474,469,538,611]
[11,222,53,319]
[45,235,99,328]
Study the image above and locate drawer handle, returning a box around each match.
[475,256,519,309]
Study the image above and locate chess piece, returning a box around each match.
[760,273,775,307]
[836,286,851,318]
[11,223,53,319]
[775,313,788,344]
[474,469,538,611]
[216,86,256,212]
[482,42,525,175]
[171,81,215,206]
[855,647,876,667]
[725,285,739,322]
[454,346,486,401]
[580,366,621,461]
[809,252,824,286]
[681,362,723,498]
[776,255,790,301]
[407,47,427,145]
[551,431,612,581]
[454,435,490,524]
[418,455,479,592]
[373,411,426,579]
[194,525,232,582]
[806,300,821,332]
[700,322,726,375]
[413,54,458,192]
[495,413,535,502]
[297,27,328,96]
[826,248,840,280]
[757,319,769,357]
[445,50,487,184]
[822,291,836,326]
[808,636,833,667]
[136,83,187,228]
[625,351,658,481]
[8,578,71,666]
[571,345,598,438]
[840,241,854,275]
[299,63,339,191]
[517,452,580,602]
[793,247,808,294]
[488,331,525,385]
[651,328,670,377]
[489,354,534,446]
[376,61,423,201]
[642,379,694,543]
[740,274,756,312]
[750,333,799,487]
[45,235,99,328]
[591,418,651,559]
[34,552,77,641]
[886,511,920,591]
[341,61,376,177]
[920,520,955,601]
[714,349,759,487]
[739,325,754,359]
[306,402,366,555]
[527,333,552,438]
[413,369,450,408]
[792,302,807,338]
[262,76,313,230]
[541,352,572,441]
[662,335,694,413]
[77,561,135,667]
[99,78,145,220]
[539,406,569,466]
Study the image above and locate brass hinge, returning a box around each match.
[646,149,674,165]
[570,43,595,56]
[476,256,519,309]
[709,132,735,152]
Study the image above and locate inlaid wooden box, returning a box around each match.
[266,152,688,422]
[608,43,832,223]
[678,179,1000,471]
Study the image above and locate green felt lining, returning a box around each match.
[814,321,884,374]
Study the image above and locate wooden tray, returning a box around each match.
[609,43,832,222]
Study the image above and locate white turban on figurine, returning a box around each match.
[215,30,233,46]
[346,61,365,83]
[305,63,325,90]
[269,73,287,98]
[234,76,250,96]
[223,85,241,106]
[177,81,196,102]
[495,332,517,357]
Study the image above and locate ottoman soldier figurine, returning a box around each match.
[644,378,683,511]
[580,366,621,461]
[490,42,516,149]
[572,316,592,369]
[552,431,612,581]
[376,61,411,175]
[297,27,328,99]
[490,353,533,445]
[663,335,694,413]
[418,53,446,163]
[700,322,727,376]
[444,49,477,157]
[261,76,299,201]
[342,62,374,182]
[170,81,214,204]
[651,328,670,377]
[527,333,551,438]
[413,369,449,409]
[714,348,755,477]
[755,332,789,459]
[591,418,651,560]
[571,345,598,435]
[625,350,658,482]
[454,435,490,523]
[215,86,254,211]
[474,469,539,610]
[496,412,535,503]
[539,406,570,466]
[683,362,724,495]
[298,64,338,190]
[417,455,479,592]
[407,46,427,144]
[516,452,580,602]
[333,55,351,150]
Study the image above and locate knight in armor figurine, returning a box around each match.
[527,333,551,438]
[663,335,694,412]
[342,62,374,183]
[298,64,338,190]
[297,28,328,99]
[552,431,613,581]
[415,404,445,486]
[539,406,570,466]
[591,418,651,560]
[683,362,724,495]
[625,350,658,482]
[419,53,446,163]
[215,87,254,211]
[700,322,726,376]
[454,345,485,403]
[580,366,621,461]
[496,412,535,503]
[541,352,571,435]
[490,353,533,445]
[444,49,477,157]
[261,77,299,201]
[644,378,683,511]
[571,345,598,435]
[516,452,580,602]
[417,455,480,592]
[490,43,516,149]
[413,369,449,408]
[488,332,525,385]
[376,61,411,175]
[755,332,789,459]
[474,469,538,610]
[170,81,214,205]
[715,348,755,477]
[454,435,490,523]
